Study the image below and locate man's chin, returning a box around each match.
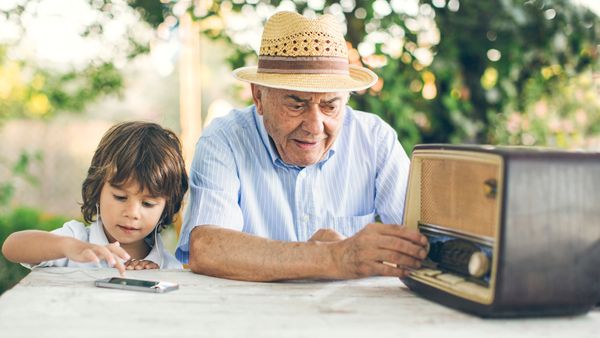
[282,155,321,167]
[298,157,325,167]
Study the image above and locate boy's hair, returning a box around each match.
[81,121,189,230]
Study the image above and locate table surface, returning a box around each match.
[0,268,598,338]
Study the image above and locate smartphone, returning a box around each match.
[95,277,179,293]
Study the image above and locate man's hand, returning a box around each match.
[63,240,129,276]
[308,228,345,242]
[125,259,159,270]
[330,223,428,279]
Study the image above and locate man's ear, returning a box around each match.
[251,84,264,115]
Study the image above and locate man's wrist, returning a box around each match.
[315,240,343,280]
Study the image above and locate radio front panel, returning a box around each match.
[402,144,600,318]
[404,150,504,305]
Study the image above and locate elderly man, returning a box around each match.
[176,11,428,281]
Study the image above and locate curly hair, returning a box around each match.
[81,121,188,232]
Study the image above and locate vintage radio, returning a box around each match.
[402,144,600,317]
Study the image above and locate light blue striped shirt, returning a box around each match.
[176,105,410,263]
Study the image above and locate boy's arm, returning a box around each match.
[1,230,130,275]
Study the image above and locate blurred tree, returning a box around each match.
[0,48,123,123]
[424,0,599,147]
[2,0,598,147]
[0,0,155,122]
[0,207,69,294]
[183,0,599,151]
[0,0,152,208]
[0,151,41,210]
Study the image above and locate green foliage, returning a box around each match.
[127,0,171,28]
[3,0,598,150]
[0,0,159,123]
[186,0,600,151]
[0,207,70,294]
[46,62,124,114]
[0,48,124,122]
[425,0,599,146]
[0,151,42,209]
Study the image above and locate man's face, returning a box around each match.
[252,85,349,167]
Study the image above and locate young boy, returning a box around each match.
[2,121,189,275]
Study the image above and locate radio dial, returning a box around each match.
[468,251,490,278]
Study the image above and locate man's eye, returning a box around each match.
[321,105,337,114]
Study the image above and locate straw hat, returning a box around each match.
[233,11,378,92]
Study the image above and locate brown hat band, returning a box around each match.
[257,56,349,75]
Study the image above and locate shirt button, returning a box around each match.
[303,215,309,221]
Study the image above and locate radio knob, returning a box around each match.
[483,178,497,198]
[468,251,490,278]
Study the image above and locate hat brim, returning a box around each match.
[232,65,378,93]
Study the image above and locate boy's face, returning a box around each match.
[98,180,166,248]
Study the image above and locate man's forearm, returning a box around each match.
[188,226,341,281]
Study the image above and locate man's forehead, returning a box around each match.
[271,88,348,101]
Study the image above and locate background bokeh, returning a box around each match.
[1,0,599,293]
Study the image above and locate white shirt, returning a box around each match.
[25,220,182,269]
[177,105,410,263]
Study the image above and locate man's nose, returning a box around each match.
[301,104,325,135]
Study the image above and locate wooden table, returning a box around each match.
[0,268,598,337]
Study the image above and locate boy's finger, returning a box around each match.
[125,259,140,270]
[108,244,130,261]
[95,247,116,267]
[82,249,100,264]
[113,258,126,276]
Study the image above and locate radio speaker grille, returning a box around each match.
[420,158,498,238]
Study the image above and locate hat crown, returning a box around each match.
[232,11,378,93]
[259,11,348,58]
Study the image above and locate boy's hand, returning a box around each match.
[125,259,159,270]
[63,239,130,276]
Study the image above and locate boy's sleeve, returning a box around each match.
[21,220,87,269]
[176,134,244,264]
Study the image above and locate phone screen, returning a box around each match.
[107,277,159,288]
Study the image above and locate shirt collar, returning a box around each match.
[90,220,110,245]
[252,105,342,170]
[254,106,281,165]
[91,220,164,267]
[143,234,165,268]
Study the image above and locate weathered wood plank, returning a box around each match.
[0,268,597,338]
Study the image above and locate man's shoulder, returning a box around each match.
[345,107,395,137]
[202,106,255,139]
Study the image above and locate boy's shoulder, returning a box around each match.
[51,220,90,241]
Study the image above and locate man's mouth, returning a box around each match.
[293,139,321,149]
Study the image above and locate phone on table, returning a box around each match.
[95,277,179,293]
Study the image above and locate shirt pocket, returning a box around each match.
[324,212,376,238]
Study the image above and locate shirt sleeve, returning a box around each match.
[22,220,89,269]
[176,134,244,263]
[374,123,411,225]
